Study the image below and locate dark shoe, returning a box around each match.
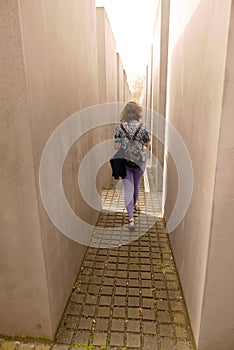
[134,205,140,213]
[128,219,135,231]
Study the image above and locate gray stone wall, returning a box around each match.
[0,0,100,339]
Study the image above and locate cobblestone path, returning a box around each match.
[0,171,195,350]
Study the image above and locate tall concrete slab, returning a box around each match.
[164,0,234,348]
[96,7,118,189]
[151,0,170,191]
[116,52,125,102]
[123,70,131,102]
[96,7,117,103]
[198,2,234,348]
[0,0,99,339]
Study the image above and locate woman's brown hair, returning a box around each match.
[120,101,142,122]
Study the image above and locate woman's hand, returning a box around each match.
[144,141,151,149]
[114,142,120,150]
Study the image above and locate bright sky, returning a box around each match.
[96,0,159,81]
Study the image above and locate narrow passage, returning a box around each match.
[56,170,195,350]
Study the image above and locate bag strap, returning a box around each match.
[120,123,142,140]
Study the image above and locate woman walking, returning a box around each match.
[114,101,151,230]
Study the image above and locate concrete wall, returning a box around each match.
[0,0,100,339]
[123,70,131,102]
[151,0,170,191]
[96,7,117,103]
[96,7,119,188]
[164,0,234,348]
[116,53,125,102]
[198,2,234,348]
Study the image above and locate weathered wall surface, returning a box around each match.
[198,2,234,348]
[96,7,132,187]
[150,0,170,191]
[96,7,117,103]
[116,53,125,102]
[0,0,100,339]
[164,0,233,348]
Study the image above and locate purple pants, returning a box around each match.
[123,164,145,218]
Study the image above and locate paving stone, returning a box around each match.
[99,295,112,306]
[116,278,128,287]
[142,309,156,321]
[119,257,129,263]
[72,331,91,345]
[177,341,194,350]
[142,298,155,309]
[170,301,184,312]
[175,326,187,338]
[129,264,139,271]
[91,277,103,285]
[167,281,179,290]
[111,319,125,332]
[143,335,158,350]
[159,324,174,337]
[126,334,141,348]
[71,293,85,304]
[165,274,177,283]
[115,287,127,295]
[92,268,103,277]
[87,285,100,295]
[157,300,169,310]
[18,344,34,350]
[113,296,126,306]
[63,315,79,329]
[105,269,116,277]
[97,306,110,318]
[128,271,139,279]
[52,345,69,350]
[128,279,140,287]
[117,264,128,270]
[128,288,140,296]
[85,294,98,304]
[35,346,51,350]
[110,332,125,347]
[158,311,171,323]
[82,305,95,317]
[140,258,150,265]
[155,290,167,299]
[67,303,82,315]
[141,288,153,297]
[159,338,175,350]
[113,306,126,318]
[155,281,167,290]
[78,318,93,330]
[168,290,182,299]
[80,268,92,277]
[141,280,152,288]
[94,318,109,331]
[127,320,140,332]
[142,321,157,335]
[117,270,128,278]
[173,313,186,324]
[140,265,151,272]
[101,286,113,295]
[154,273,165,281]
[141,272,151,279]
[128,308,140,319]
[92,332,107,346]
[128,296,140,307]
[56,329,74,344]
